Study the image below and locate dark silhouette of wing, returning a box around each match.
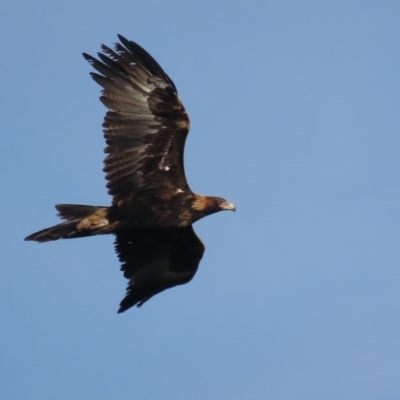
[83,35,191,206]
[115,226,205,312]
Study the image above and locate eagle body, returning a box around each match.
[25,35,235,313]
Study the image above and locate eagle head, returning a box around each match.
[192,195,236,218]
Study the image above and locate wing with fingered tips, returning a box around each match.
[83,35,191,206]
[115,226,205,312]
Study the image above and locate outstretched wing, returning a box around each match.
[83,35,191,206]
[115,226,205,312]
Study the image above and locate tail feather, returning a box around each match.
[25,219,91,242]
[25,204,111,243]
[56,204,104,220]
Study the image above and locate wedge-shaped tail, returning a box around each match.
[25,204,110,243]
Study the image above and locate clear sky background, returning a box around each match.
[2,1,400,399]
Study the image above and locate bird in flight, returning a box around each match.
[25,35,235,313]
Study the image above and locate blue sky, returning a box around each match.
[2,1,400,399]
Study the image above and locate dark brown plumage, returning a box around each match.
[25,35,235,313]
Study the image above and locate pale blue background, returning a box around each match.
[2,1,400,399]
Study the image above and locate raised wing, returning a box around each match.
[83,35,191,206]
[115,226,205,312]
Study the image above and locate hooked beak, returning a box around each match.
[220,200,236,212]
